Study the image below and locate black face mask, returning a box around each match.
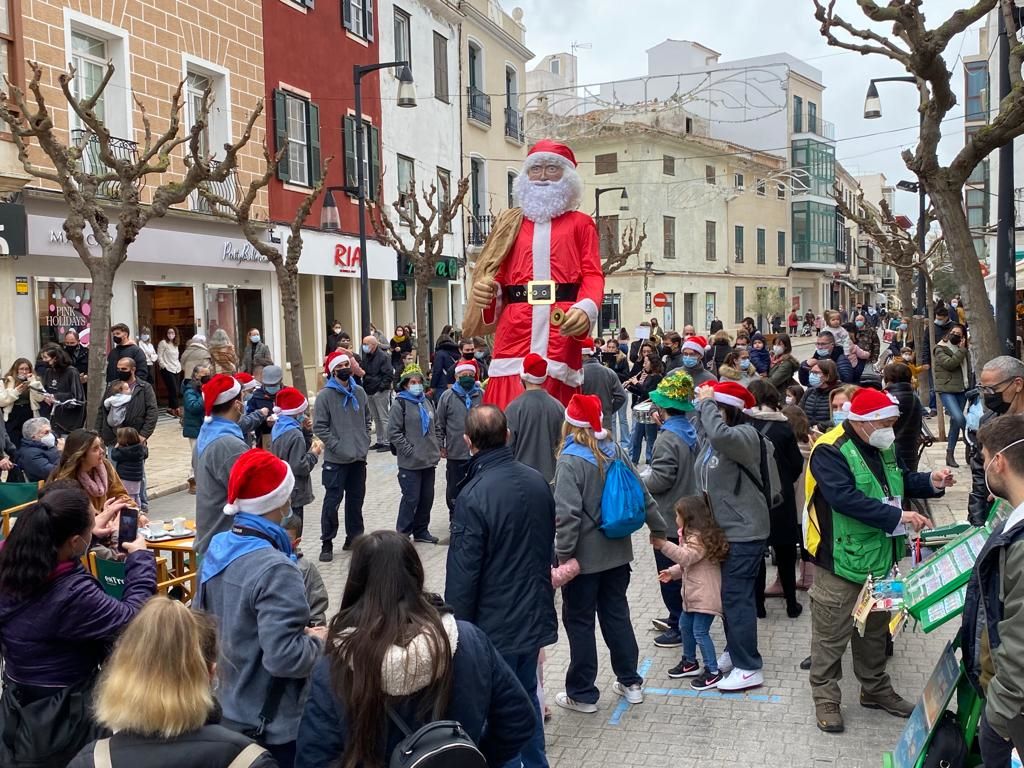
[984,391,1013,416]
[335,369,352,381]
[462,352,475,360]
[948,334,962,346]
[199,375,212,385]
[116,370,132,381]
[112,335,124,345]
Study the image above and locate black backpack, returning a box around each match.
[921,710,967,768]
[388,708,486,768]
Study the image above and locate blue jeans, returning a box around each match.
[500,650,548,768]
[939,391,967,451]
[720,540,767,671]
[679,611,718,672]
[615,403,631,452]
[628,420,657,465]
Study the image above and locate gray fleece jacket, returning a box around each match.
[553,442,665,575]
[643,427,699,531]
[271,426,318,508]
[297,554,329,627]
[436,387,483,461]
[388,396,441,470]
[694,398,770,543]
[312,384,370,465]
[196,547,321,746]
[193,430,248,555]
[582,357,627,431]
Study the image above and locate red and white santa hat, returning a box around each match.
[580,337,596,355]
[564,393,608,440]
[712,380,756,411]
[524,139,577,170]
[521,352,548,384]
[847,388,901,422]
[202,374,241,422]
[273,386,308,417]
[222,448,295,516]
[234,372,259,392]
[454,360,479,379]
[683,335,709,355]
[324,349,351,375]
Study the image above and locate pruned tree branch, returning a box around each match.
[598,218,647,275]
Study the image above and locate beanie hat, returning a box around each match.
[521,352,548,384]
[399,362,426,386]
[234,372,258,392]
[683,335,708,355]
[455,360,479,379]
[202,374,241,422]
[848,388,900,421]
[222,449,295,516]
[324,350,351,374]
[649,370,696,412]
[712,380,756,410]
[580,338,596,356]
[564,393,608,440]
[273,386,308,417]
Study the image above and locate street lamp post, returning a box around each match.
[595,186,629,222]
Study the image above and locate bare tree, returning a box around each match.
[370,176,469,369]
[197,147,330,396]
[0,61,261,417]
[598,219,648,275]
[747,287,789,332]
[812,0,1020,366]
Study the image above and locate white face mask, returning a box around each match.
[40,433,56,448]
[773,345,784,356]
[867,426,896,451]
[984,438,1024,500]
[785,396,795,405]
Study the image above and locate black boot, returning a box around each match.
[319,541,333,562]
[945,449,959,469]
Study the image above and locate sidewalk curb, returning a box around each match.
[150,481,188,501]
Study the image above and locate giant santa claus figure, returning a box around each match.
[465,139,602,410]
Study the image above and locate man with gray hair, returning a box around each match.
[969,356,1024,525]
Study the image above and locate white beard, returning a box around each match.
[514,168,583,223]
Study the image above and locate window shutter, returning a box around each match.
[273,89,289,182]
[308,102,321,184]
[342,0,352,30]
[368,124,381,201]
[343,115,357,192]
[433,33,448,102]
[364,0,374,40]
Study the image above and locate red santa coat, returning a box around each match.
[482,210,603,410]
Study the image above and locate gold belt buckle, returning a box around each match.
[527,280,556,305]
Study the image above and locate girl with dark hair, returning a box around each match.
[296,530,534,767]
[625,348,664,465]
[799,358,840,429]
[40,345,85,435]
[0,486,155,767]
[768,333,800,391]
[157,327,183,417]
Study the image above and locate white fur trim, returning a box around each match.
[204,415,213,423]
[682,339,705,355]
[581,347,595,356]
[273,400,308,417]
[594,428,608,440]
[240,380,259,391]
[531,220,552,357]
[523,151,575,170]
[454,362,476,376]
[713,392,745,409]
[488,357,583,388]
[327,354,350,373]
[571,297,599,327]
[565,412,592,429]
[521,371,547,384]
[213,379,242,406]
[848,404,900,422]
[223,462,295,516]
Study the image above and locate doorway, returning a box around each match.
[204,285,265,353]
[135,282,196,405]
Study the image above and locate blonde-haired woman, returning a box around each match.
[208,328,239,375]
[552,393,666,714]
[69,597,276,767]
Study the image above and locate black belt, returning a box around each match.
[503,281,579,305]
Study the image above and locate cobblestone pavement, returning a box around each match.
[147,406,971,768]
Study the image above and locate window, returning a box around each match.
[397,154,415,207]
[71,32,107,126]
[734,224,744,263]
[550,57,560,75]
[793,94,803,133]
[469,157,484,217]
[705,165,716,184]
[342,114,380,200]
[286,97,309,185]
[685,117,693,134]
[756,227,766,264]
[597,215,619,260]
[595,152,617,175]
[393,8,410,71]
[791,139,836,198]
[755,178,766,196]
[966,126,989,184]
[663,216,675,259]
[734,286,745,324]
[777,181,786,200]
[705,220,717,261]
[433,33,449,103]
[506,171,516,208]
[704,292,716,330]
[663,155,675,176]
[808,101,817,134]
[343,0,374,41]
[734,172,744,189]
[437,167,451,230]
[966,61,988,122]
[273,89,321,187]
[0,0,16,91]
[777,230,786,266]
[184,72,211,158]
[966,187,986,230]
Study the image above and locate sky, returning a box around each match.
[512,0,988,218]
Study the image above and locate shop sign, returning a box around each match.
[38,279,92,347]
[222,241,269,264]
[15,276,28,295]
[400,256,459,281]
[0,202,28,256]
[49,229,99,247]
[334,243,361,275]
[391,280,408,302]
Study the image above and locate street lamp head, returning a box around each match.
[320,189,340,232]
[618,188,629,212]
[896,179,919,193]
[397,65,417,108]
[644,260,654,271]
[863,81,882,119]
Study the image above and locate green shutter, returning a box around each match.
[273,89,289,182]
[364,0,374,40]
[342,0,352,30]
[368,124,380,201]
[343,115,357,193]
[308,102,321,184]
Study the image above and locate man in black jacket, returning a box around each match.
[968,356,1024,526]
[361,336,394,452]
[445,405,556,768]
[105,323,150,383]
[97,358,158,511]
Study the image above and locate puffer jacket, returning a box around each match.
[886,381,923,471]
[932,341,968,393]
[181,380,206,439]
[180,341,213,379]
[16,437,60,482]
[800,384,837,429]
[661,534,723,617]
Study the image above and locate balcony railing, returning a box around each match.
[504,107,524,143]
[794,112,836,140]
[191,160,240,214]
[467,213,493,247]
[467,86,491,126]
[70,129,141,198]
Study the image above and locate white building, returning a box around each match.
[525,52,583,117]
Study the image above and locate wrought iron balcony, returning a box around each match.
[504,107,524,143]
[70,129,141,198]
[467,86,491,126]
[467,213,493,247]
[192,160,240,214]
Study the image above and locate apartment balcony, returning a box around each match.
[191,160,240,214]
[467,86,491,127]
[70,129,142,198]
[881,276,896,289]
[504,107,524,143]
[793,112,836,141]
[466,213,493,249]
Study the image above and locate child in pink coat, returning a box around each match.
[656,495,730,690]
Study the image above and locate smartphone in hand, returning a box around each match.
[118,506,139,550]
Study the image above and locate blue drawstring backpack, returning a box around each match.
[599,458,647,539]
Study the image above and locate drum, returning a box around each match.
[633,401,656,424]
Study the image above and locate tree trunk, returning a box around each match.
[927,182,1000,367]
[275,264,307,396]
[85,260,116,425]
[414,274,431,377]
[896,266,914,315]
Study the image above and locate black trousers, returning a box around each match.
[159,368,181,409]
[320,461,366,543]
[653,537,683,629]
[396,467,436,537]
[757,543,799,609]
[445,458,470,515]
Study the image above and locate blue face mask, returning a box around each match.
[832,411,848,426]
[808,372,823,388]
[682,356,700,369]
[408,383,424,397]
[250,334,261,344]
[739,359,751,370]
[855,321,864,329]
[361,344,370,355]
[815,348,830,358]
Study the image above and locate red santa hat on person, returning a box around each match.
[847,388,901,421]
[234,372,258,392]
[580,337,596,356]
[273,386,308,417]
[683,335,709,355]
[524,139,578,170]
[454,360,479,379]
[202,374,241,422]
[564,393,608,440]
[711,380,756,411]
[520,353,548,384]
[222,448,295,516]
[324,349,351,375]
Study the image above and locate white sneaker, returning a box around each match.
[717,651,733,674]
[612,681,644,704]
[554,692,597,714]
[717,667,764,691]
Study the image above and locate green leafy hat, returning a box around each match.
[649,369,696,412]
[399,363,425,386]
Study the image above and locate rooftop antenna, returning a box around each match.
[570,41,591,56]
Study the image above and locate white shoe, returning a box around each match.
[717,668,764,691]
[612,681,644,704]
[554,692,597,714]
[717,651,733,674]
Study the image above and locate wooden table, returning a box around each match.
[145,522,197,599]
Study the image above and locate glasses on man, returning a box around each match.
[815,342,833,350]
[527,164,563,178]
[979,378,1021,397]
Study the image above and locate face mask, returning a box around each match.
[935,318,946,326]
[64,342,77,349]
[739,359,751,370]
[462,351,475,361]
[335,369,352,382]
[395,331,404,337]
[334,327,342,335]
[984,389,1015,416]
[200,375,212,385]
[250,335,261,344]
[899,323,908,331]
[361,344,371,355]
[832,411,848,426]
[785,396,795,405]
[408,383,424,397]
[948,334,962,346]
[950,301,958,308]
[140,334,150,342]
[265,384,282,395]
[902,353,913,362]
[74,536,89,562]
[16,374,27,381]
[815,348,831,358]
[855,321,864,329]
[112,335,124,345]
[984,438,1024,499]
[116,370,132,381]
[735,344,748,352]
[475,351,486,360]
[808,373,823,388]
[458,376,476,389]
[773,345,784,356]
[867,426,896,451]
[40,433,56,448]
[682,356,700,369]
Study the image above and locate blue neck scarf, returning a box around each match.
[561,435,616,466]
[271,414,302,442]
[325,376,359,410]
[660,414,698,450]
[451,380,482,410]
[398,390,431,435]
[196,417,245,457]
[200,512,295,585]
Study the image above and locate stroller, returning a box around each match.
[799,321,815,337]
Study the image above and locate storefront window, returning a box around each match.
[37,279,92,348]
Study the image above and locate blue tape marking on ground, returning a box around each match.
[607,658,653,726]
[641,688,782,703]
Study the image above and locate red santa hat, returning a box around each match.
[564,393,608,440]
[683,335,708,355]
[525,139,577,170]
[202,374,241,422]
[324,350,351,375]
[273,386,308,417]
[222,449,295,516]
[234,372,258,392]
[712,380,756,410]
[847,388,901,422]
[580,337,596,356]
[521,353,548,384]
[454,360,479,379]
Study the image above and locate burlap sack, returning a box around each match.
[462,207,524,338]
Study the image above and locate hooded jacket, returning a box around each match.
[16,437,60,482]
[643,427,698,531]
[886,381,923,471]
[746,407,805,548]
[429,339,460,401]
[181,379,206,439]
